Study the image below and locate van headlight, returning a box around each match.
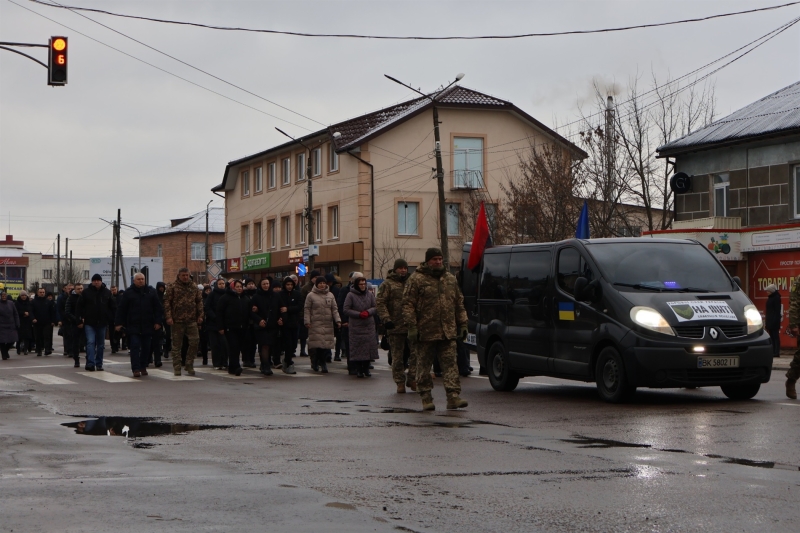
[630,306,675,336]
[744,305,763,334]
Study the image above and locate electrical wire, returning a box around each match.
[29,0,800,40]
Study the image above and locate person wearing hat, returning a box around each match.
[344,275,378,378]
[298,270,320,358]
[336,271,361,374]
[163,268,204,376]
[377,258,416,392]
[303,276,341,373]
[14,290,34,355]
[402,248,468,411]
[76,274,116,371]
[764,284,782,359]
[0,289,20,360]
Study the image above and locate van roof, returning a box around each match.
[463,237,699,253]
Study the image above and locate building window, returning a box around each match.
[156,244,162,257]
[212,243,225,260]
[267,219,276,249]
[313,210,322,242]
[282,216,291,246]
[241,170,250,197]
[297,213,306,244]
[253,221,263,251]
[254,166,263,193]
[793,165,800,218]
[241,225,250,254]
[297,153,306,181]
[329,145,339,172]
[398,201,419,236]
[312,148,321,177]
[43,269,53,279]
[714,173,730,217]
[446,203,460,236]
[82,270,90,280]
[268,162,276,189]
[453,137,484,189]
[329,205,339,239]
[282,158,291,185]
[611,226,642,237]
[191,242,205,261]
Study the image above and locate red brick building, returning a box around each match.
[139,208,225,283]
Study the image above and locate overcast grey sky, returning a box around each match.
[1,0,798,258]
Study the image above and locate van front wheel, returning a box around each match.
[487,343,519,392]
[595,347,635,403]
[720,382,760,400]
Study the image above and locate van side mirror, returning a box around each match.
[732,276,742,289]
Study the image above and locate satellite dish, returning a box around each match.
[670,172,692,194]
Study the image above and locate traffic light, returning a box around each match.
[48,36,68,86]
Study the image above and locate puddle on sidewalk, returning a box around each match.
[62,417,230,438]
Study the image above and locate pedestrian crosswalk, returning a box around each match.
[146,368,202,381]
[80,372,140,383]
[20,374,77,385]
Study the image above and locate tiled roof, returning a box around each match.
[658,81,800,156]
[140,207,225,238]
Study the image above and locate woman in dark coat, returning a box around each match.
[216,280,251,376]
[250,277,280,376]
[205,278,229,370]
[0,290,20,359]
[765,284,783,358]
[343,277,378,378]
[15,291,34,355]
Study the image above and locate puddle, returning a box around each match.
[62,417,230,438]
[561,436,651,449]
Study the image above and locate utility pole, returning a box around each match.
[115,209,121,288]
[384,73,465,268]
[111,221,117,288]
[56,234,60,287]
[65,238,69,281]
[69,250,73,283]
[205,200,212,282]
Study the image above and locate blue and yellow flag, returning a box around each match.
[558,301,575,321]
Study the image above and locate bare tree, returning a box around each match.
[373,228,406,278]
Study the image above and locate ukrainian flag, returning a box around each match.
[558,301,575,321]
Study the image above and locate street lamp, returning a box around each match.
[275,128,324,273]
[119,222,142,283]
[384,73,465,267]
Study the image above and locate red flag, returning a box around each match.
[467,202,492,270]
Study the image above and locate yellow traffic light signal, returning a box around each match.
[48,36,68,86]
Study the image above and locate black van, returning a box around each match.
[460,238,773,402]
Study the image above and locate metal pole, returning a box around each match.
[110,222,116,288]
[69,250,73,283]
[56,234,60,287]
[65,238,69,281]
[206,200,212,282]
[432,104,449,267]
[115,209,121,287]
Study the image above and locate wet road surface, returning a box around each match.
[1,342,797,532]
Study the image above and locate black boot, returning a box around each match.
[310,349,319,372]
[363,361,372,377]
[356,362,364,378]
[320,359,328,373]
[259,347,273,375]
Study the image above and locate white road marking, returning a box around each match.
[0,361,123,371]
[79,372,139,383]
[145,369,203,381]
[192,368,252,379]
[20,374,77,385]
[776,402,800,407]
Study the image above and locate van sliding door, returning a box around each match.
[507,250,552,373]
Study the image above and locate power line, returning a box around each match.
[29,0,800,40]
[6,0,315,131]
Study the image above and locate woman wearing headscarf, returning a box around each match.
[15,290,34,355]
[216,279,250,376]
[343,276,378,378]
[0,290,20,360]
[250,277,280,376]
[303,276,340,373]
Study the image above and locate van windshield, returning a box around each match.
[585,242,735,292]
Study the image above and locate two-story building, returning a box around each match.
[213,85,586,281]
[651,80,800,346]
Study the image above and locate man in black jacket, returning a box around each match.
[148,281,167,367]
[109,285,125,353]
[56,283,72,357]
[115,273,163,377]
[337,272,357,374]
[278,276,301,374]
[31,287,56,356]
[76,274,116,371]
[64,284,83,368]
[765,284,782,358]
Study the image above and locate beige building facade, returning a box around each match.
[214,86,585,280]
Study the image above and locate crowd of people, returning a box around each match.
[0,247,473,409]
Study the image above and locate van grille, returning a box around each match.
[719,325,747,338]
[667,367,762,384]
[674,325,705,339]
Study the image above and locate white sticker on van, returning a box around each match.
[667,301,737,322]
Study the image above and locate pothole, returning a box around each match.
[61,417,231,438]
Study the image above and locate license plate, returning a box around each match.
[697,356,739,369]
[465,333,476,346]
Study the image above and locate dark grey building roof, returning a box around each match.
[657,80,800,157]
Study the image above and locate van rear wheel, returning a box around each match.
[720,382,760,400]
[595,347,635,403]
[487,343,519,392]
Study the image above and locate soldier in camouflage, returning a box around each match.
[377,258,416,394]
[786,275,800,399]
[163,268,204,377]
[402,248,468,411]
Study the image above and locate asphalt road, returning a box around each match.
[1,339,798,533]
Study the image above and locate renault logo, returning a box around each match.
[709,328,719,340]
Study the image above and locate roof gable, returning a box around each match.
[140,207,225,238]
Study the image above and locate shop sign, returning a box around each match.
[698,232,741,261]
[227,257,241,272]
[288,249,303,264]
[243,252,270,271]
[0,256,29,266]
[748,250,800,348]
[0,278,25,299]
[743,228,800,252]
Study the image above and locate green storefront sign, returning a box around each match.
[242,252,271,271]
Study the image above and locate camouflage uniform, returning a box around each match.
[377,270,416,386]
[786,275,800,387]
[402,262,467,405]
[163,276,204,374]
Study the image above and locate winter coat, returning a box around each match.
[163,276,204,324]
[402,263,468,342]
[766,290,783,331]
[336,284,352,324]
[115,284,163,335]
[278,278,303,329]
[64,291,81,325]
[76,284,116,327]
[250,288,280,346]
[0,298,20,344]
[376,270,409,335]
[31,295,57,325]
[304,286,340,350]
[343,288,378,361]
[15,297,33,338]
[216,290,251,331]
[56,291,69,323]
[204,287,226,331]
